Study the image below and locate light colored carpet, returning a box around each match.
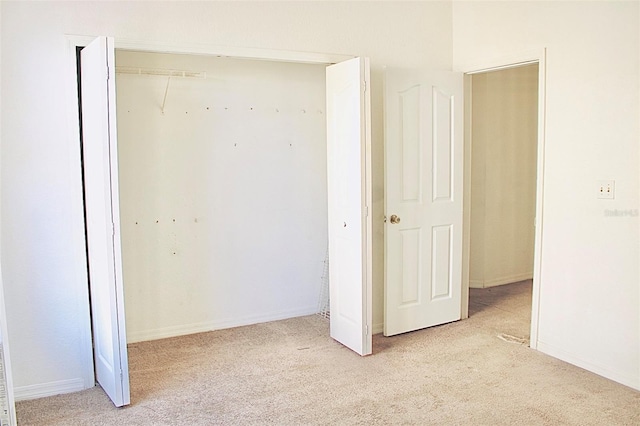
[16,280,640,425]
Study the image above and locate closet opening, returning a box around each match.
[113,50,330,344]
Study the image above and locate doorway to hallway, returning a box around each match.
[466,63,540,345]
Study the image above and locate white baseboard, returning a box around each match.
[536,341,640,391]
[470,272,533,289]
[126,305,319,343]
[14,378,86,402]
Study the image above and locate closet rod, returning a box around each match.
[161,76,171,115]
[115,66,207,79]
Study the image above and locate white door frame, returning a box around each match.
[65,35,365,388]
[0,268,17,426]
[460,49,547,349]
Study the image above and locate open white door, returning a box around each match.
[384,70,463,336]
[326,58,372,356]
[81,36,130,407]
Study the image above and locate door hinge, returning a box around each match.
[365,325,369,336]
[111,222,115,236]
[362,80,367,92]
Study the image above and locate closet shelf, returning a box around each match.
[116,66,207,79]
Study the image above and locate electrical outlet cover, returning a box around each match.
[597,180,615,199]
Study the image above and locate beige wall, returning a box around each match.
[469,64,538,288]
[1,0,637,399]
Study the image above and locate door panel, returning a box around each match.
[431,225,453,299]
[326,58,372,356]
[81,36,130,407]
[384,70,463,337]
[433,87,454,202]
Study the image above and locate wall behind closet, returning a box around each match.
[116,52,327,343]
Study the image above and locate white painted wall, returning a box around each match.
[0,1,453,398]
[455,1,639,389]
[470,65,538,288]
[115,51,327,342]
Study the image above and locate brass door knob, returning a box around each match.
[390,214,401,224]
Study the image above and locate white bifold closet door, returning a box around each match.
[81,36,130,407]
[326,57,373,356]
[384,69,464,337]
